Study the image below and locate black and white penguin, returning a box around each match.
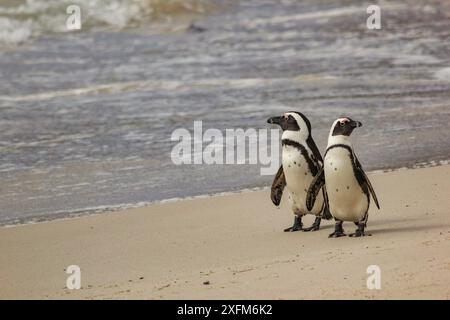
[267,112,332,232]
[307,117,380,237]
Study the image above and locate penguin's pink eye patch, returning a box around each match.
[337,118,350,124]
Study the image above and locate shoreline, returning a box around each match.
[1,164,449,299]
[2,159,449,228]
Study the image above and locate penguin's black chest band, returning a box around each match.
[282,139,319,176]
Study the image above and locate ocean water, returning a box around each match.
[0,0,450,225]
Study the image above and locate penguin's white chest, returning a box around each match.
[282,145,323,215]
[324,148,368,222]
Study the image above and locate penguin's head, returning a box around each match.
[267,112,311,139]
[331,117,362,137]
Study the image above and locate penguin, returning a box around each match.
[267,112,332,232]
[306,117,380,237]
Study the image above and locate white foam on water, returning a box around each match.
[0,0,210,46]
[0,17,34,45]
[434,67,450,81]
[245,4,404,28]
[393,54,441,65]
[0,78,297,102]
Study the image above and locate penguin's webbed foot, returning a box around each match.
[284,216,302,232]
[302,225,320,232]
[349,223,371,237]
[328,230,346,238]
[302,216,321,232]
[349,231,365,237]
[284,225,302,232]
[328,221,346,238]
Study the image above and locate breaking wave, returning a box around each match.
[0,0,211,46]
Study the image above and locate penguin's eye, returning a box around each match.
[339,122,345,126]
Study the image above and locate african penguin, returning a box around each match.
[306,117,380,237]
[267,112,332,232]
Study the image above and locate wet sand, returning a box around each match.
[1,165,449,299]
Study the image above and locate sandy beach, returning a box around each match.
[1,164,449,300]
[1,0,449,303]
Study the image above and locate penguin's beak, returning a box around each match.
[267,116,283,126]
[351,120,362,128]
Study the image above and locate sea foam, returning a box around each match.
[0,0,210,46]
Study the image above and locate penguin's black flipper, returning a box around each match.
[355,157,380,210]
[271,166,286,206]
[321,185,333,220]
[306,136,323,163]
[306,167,325,211]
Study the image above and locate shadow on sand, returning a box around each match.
[369,223,450,235]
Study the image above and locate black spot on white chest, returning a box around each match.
[283,146,308,167]
[324,149,362,194]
